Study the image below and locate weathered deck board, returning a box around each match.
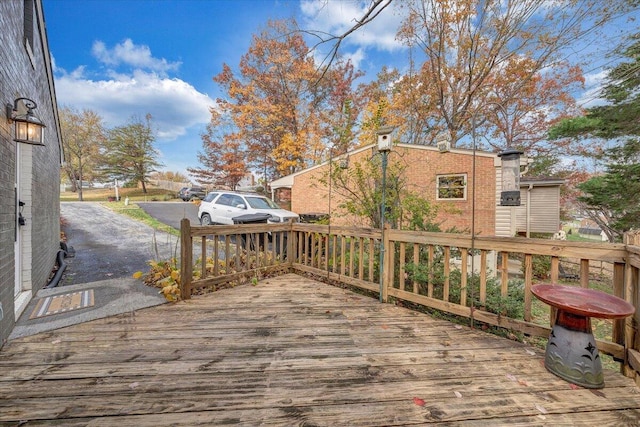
[1,273,638,426]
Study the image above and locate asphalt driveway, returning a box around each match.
[60,202,183,286]
[137,201,200,230]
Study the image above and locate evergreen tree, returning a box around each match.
[103,114,162,193]
[550,32,640,241]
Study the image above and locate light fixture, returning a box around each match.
[436,132,451,152]
[6,97,45,145]
[498,148,523,206]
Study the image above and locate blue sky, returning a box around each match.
[43,0,406,179]
[42,0,637,179]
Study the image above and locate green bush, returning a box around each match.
[404,261,525,319]
[522,255,551,280]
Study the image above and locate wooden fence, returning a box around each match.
[180,219,640,383]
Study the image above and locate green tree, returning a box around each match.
[319,155,440,231]
[550,32,640,241]
[550,33,640,142]
[103,114,162,193]
[59,107,105,200]
[577,140,640,242]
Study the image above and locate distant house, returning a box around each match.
[0,0,63,345]
[236,172,257,192]
[270,143,562,237]
[578,219,608,241]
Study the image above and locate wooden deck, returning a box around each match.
[1,273,639,426]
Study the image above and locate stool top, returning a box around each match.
[531,284,635,319]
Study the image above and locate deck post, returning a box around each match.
[381,225,389,303]
[287,222,295,268]
[180,218,193,300]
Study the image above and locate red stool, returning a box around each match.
[531,284,634,388]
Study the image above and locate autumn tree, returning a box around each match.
[478,57,584,156]
[59,107,105,200]
[103,114,162,193]
[358,67,408,146]
[188,109,247,190]
[320,59,366,156]
[384,0,629,150]
[213,19,364,180]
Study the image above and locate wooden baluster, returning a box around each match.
[580,259,590,288]
[443,246,450,302]
[524,253,533,322]
[399,242,406,291]
[460,248,468,306]
[479,250,487,304]
[413,243,419,294]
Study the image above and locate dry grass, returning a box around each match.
[60,187,176,202]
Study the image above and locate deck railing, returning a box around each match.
[179,219,293,298]
[180,219,640,382]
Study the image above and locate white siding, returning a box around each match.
[516,186,560,234]
[494,166,514,237]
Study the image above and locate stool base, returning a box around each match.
[544,322,604,389]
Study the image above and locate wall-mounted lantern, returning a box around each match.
[6,97,45,145]
[498,149,523,206]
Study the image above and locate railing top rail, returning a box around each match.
[291,223,381,239]
[384,229,627,263]
[188,223,291,237]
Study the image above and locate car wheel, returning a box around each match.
[200,213,212,226]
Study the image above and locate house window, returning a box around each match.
[437,174,467,200]
[23,0,35,65]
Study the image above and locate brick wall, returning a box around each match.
[0,0,62,346]
[291,144,497,235]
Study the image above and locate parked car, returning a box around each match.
[178,187,206,201]
[176,187,189,199]
[198,191,299,225]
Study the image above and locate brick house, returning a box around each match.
[270,143,561,237]
[0,0,63,345]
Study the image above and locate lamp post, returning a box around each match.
[376,126,394,303]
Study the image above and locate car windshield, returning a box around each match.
[203,192,218,202]
[246,196,279,209]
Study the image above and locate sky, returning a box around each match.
[42,0,638,180]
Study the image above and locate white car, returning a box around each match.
[198,191,299,225]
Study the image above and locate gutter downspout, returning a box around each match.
[526,184,533,238]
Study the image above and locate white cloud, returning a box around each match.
[56,68,213,140]
[300,0,404,54]
[92,39,181,73]
[577,70,609,108]
[53,39,214,174]
[341,47,367,69]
